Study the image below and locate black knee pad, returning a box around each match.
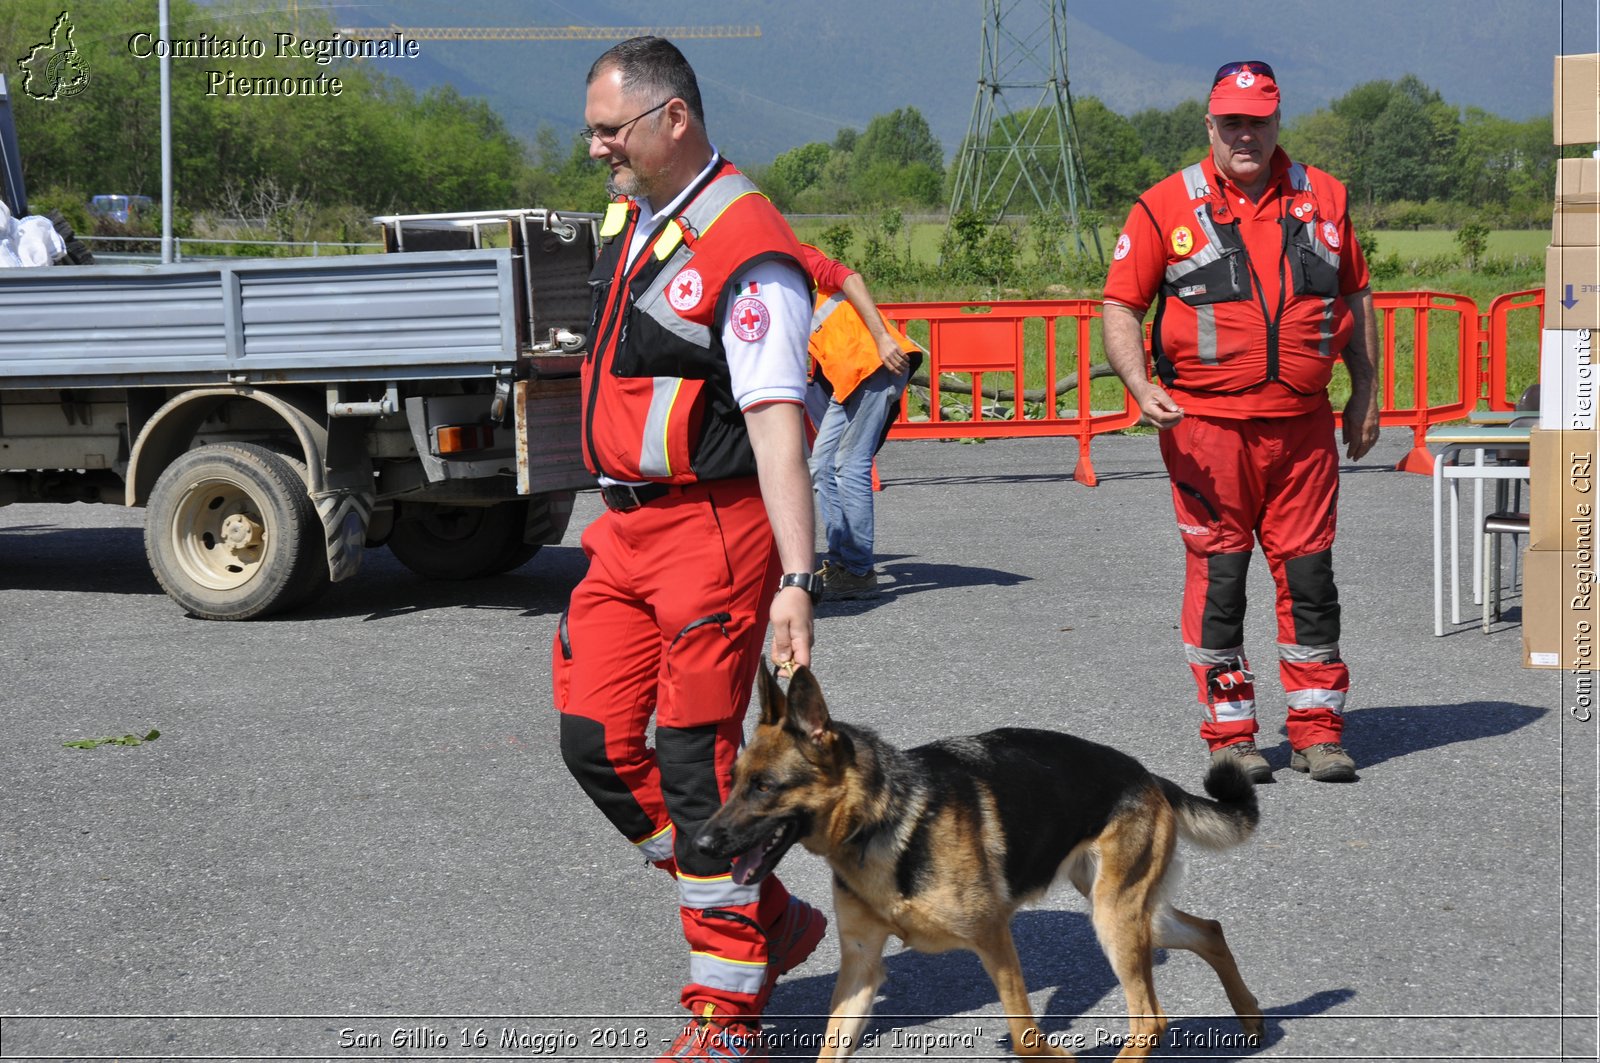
[559,712,655,842]
[1201,551,1252,649]
[656,724,727,878]
[1284,549,1341,646]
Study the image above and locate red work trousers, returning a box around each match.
[553,476,793,1022]
[1157,404,1350,751]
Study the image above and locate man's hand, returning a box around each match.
[1342,389,1381,461]
[769,586,813,670]
[1132,381,1186,429]
[875,333,911,377]
[1102,302,1183,429]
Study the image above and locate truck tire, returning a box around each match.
[386,499,538,580]
[144,443,329,620]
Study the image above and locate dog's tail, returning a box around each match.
[1158,759,1260,850]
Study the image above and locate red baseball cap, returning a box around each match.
[1209,60,1280,117]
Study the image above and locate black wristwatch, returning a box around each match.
[777,571,824,604]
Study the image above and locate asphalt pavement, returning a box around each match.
[0,427,1593,1062]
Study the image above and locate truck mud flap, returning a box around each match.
[315,488,375,583]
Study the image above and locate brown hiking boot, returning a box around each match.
[1289,742,1357,782]
[820,565,879,600]
[1210,740,1274,784]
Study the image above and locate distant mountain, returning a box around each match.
[323,0,1594,165]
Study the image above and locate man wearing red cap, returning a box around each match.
[1102,60,1380,783]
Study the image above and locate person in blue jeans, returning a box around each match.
[801,245,923,599]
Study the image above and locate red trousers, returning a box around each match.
[1157,405,1350,751]
[553,476,793,1021]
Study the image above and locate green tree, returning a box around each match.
[848,107,944,206]
[852,107,942,173]
[1368,76,1459,204]
[1129,99,1209,173]
[519,126,607,211]
[1455,221,1489,268]
[1281,109,1355,181]
[760,141,832,209]
[1071,96,1161,216]
[1453,108,1558,214]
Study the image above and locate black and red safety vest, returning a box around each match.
[582,158,807,484]
[1124,155,1360,416]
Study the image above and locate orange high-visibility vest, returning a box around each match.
[807,285,920,403]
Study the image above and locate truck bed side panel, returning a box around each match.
[0,249,519,388]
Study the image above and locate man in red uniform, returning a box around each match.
[1103,60,1380,784]
[553,38,825,1061]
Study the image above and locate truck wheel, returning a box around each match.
[145,443,327,620]
[387,499,537,579]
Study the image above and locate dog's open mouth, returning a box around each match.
[730,820,799,885]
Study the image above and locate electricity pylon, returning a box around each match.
[946,0,1100,259]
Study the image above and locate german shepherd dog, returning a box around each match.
[696,664,1265,1060]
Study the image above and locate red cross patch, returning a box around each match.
[730,296,770,342]
[668,268,704,312]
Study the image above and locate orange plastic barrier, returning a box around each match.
[880,290,1537,484]
[879,300,1137,485]
[1369,291,1481,474]
[1483,289,1543,411]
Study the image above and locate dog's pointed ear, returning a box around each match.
[756,659,788,727]
[782,665,832,744]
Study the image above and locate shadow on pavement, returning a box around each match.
[815,553,1031,614]
[766,909,1353,1059]
[1259,701,1549,772]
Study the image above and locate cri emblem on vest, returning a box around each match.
[1170,226,1195,257]
[669,268,704,312]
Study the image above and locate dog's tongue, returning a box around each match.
[731,845,764,885]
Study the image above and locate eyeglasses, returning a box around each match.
[1212,60,1276,85]
[581,99,671,144]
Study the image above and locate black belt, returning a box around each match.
[599,482,674,511]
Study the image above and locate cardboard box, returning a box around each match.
[1529,427,1598,551]
[1554,158,1600,245]
[1537,329,1599,429]
[1555,53,1600,146]
[1544,247,1600,330]
[1522,547,1596,669]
